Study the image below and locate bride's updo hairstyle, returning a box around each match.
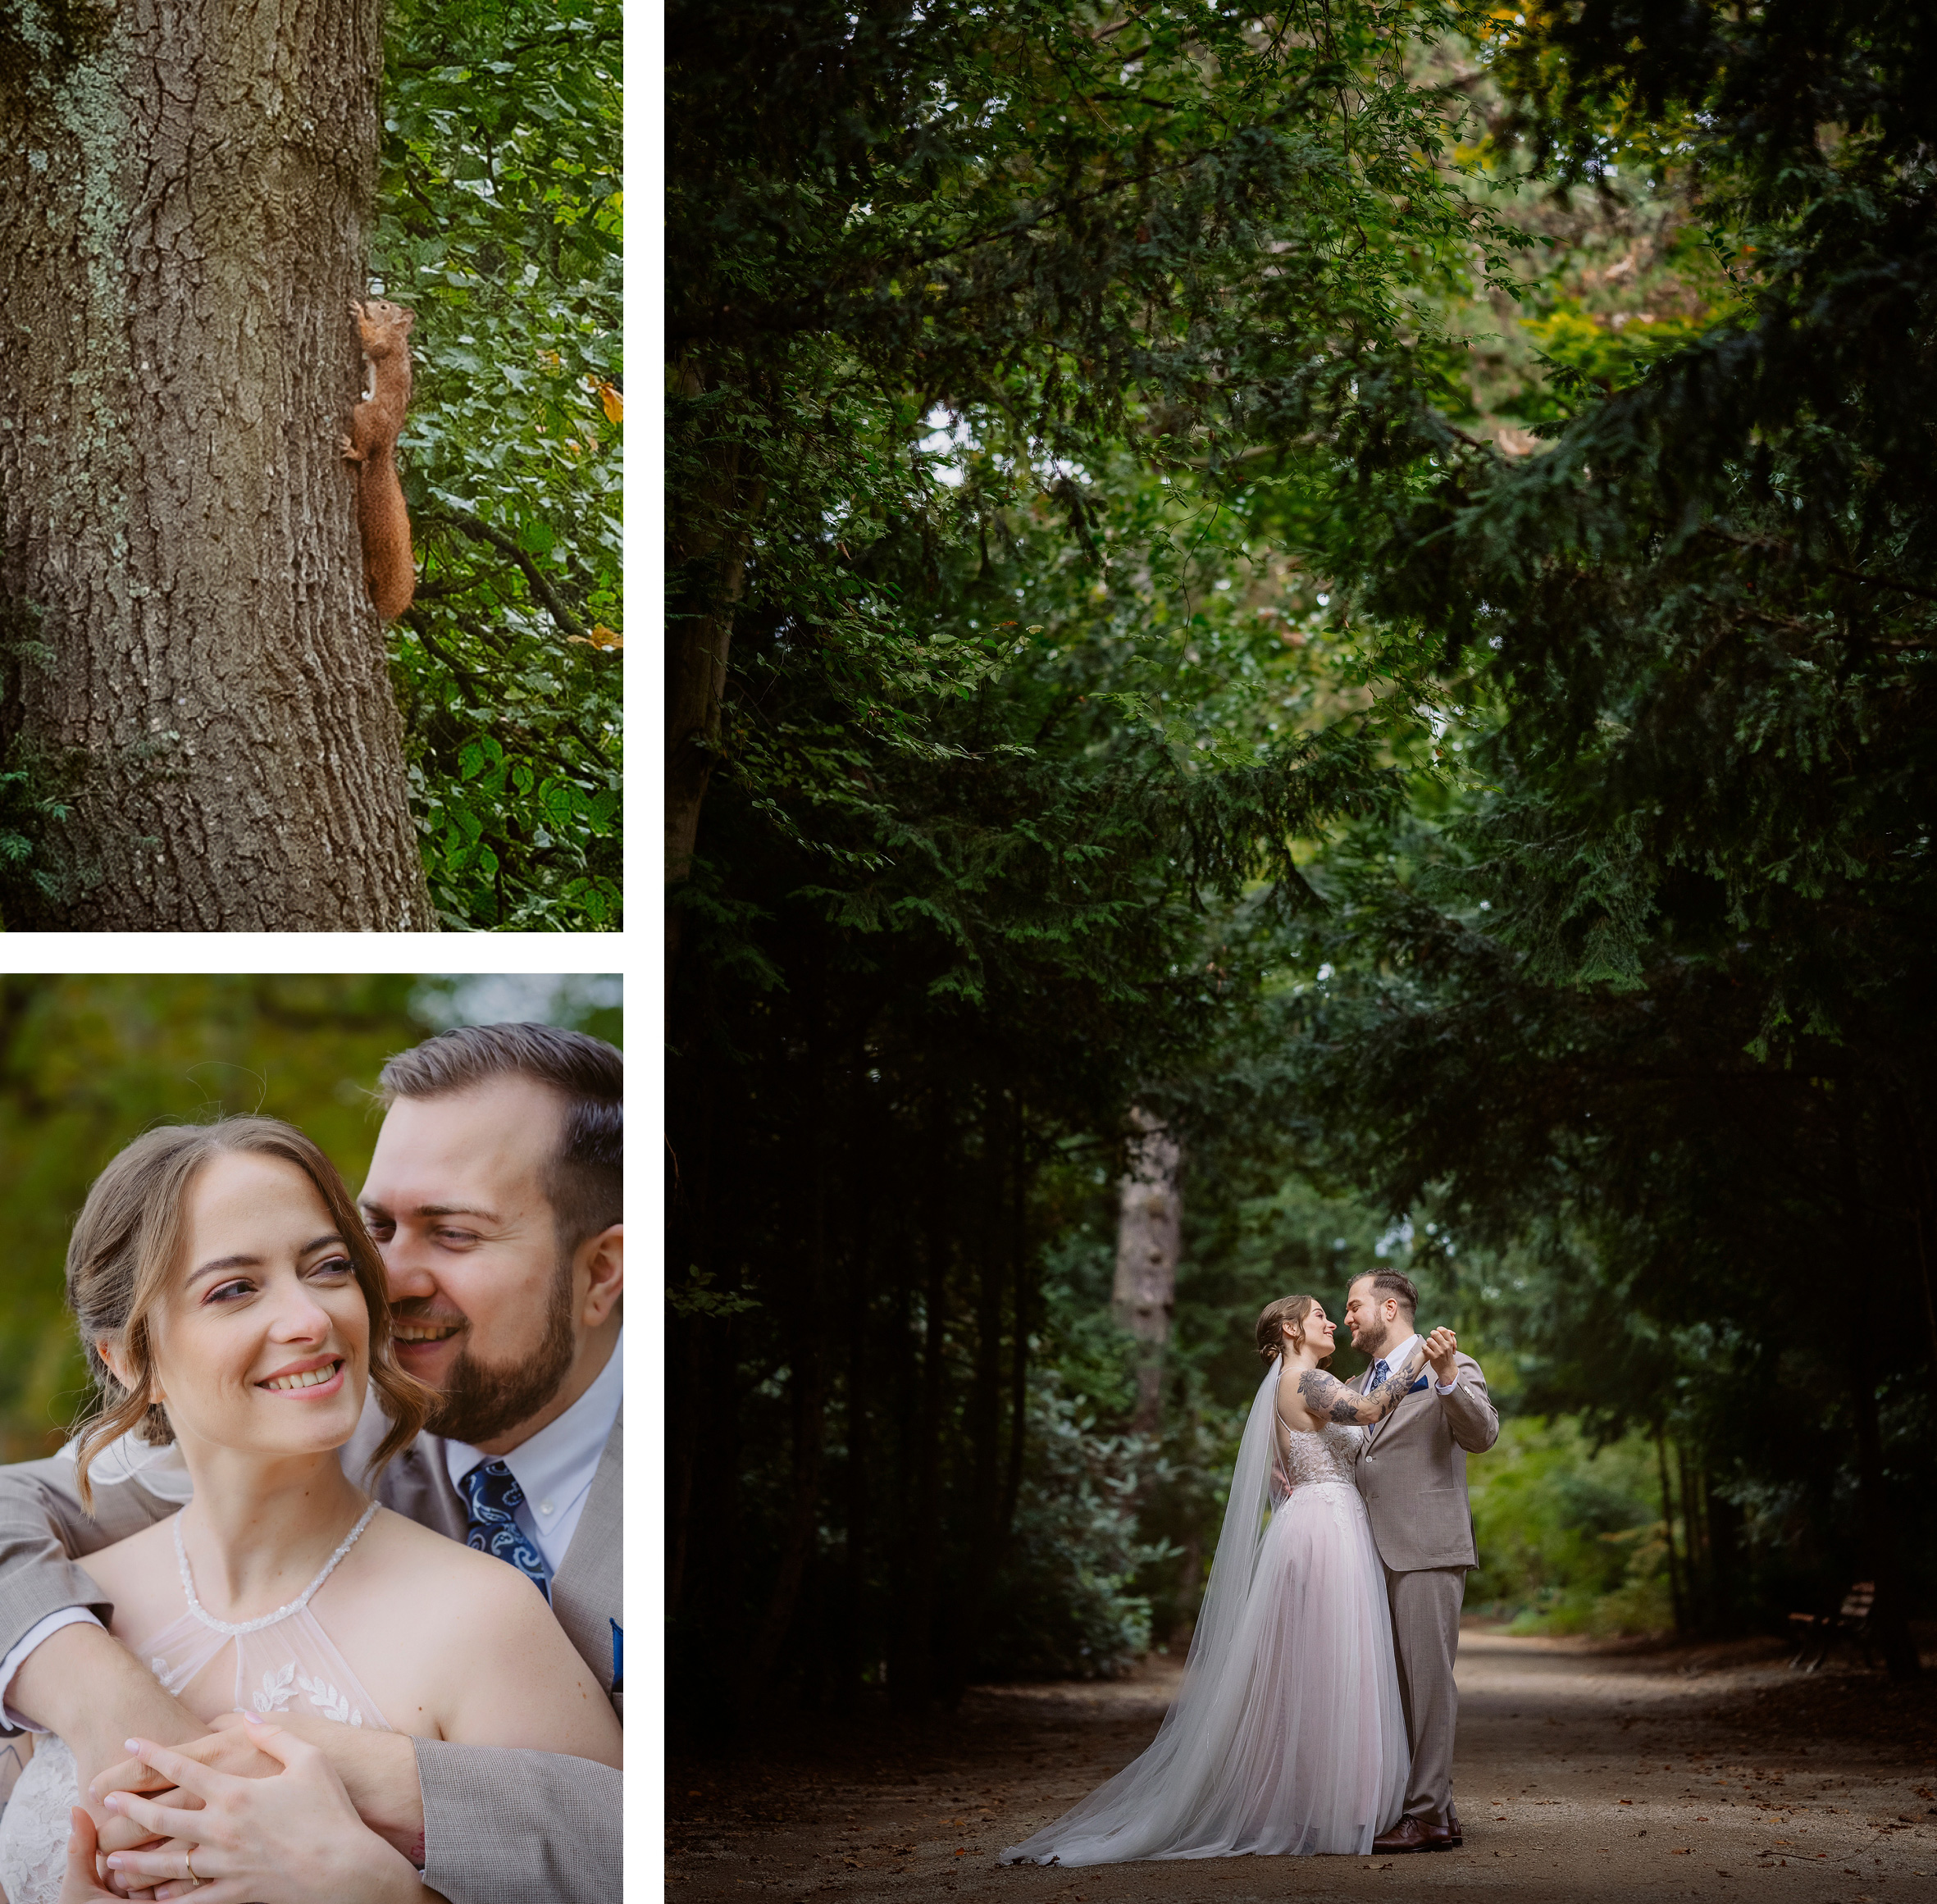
[1256,1294,1333,1369]
[65,1116,430,1509]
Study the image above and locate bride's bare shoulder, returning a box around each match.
[357,1507,554,1622]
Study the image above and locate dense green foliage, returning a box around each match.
[665,0,1515,1728]
[1269,0,1937,1675]
[669,0,1937,1725]
[378,0,622,929]
[0,974,622,1464]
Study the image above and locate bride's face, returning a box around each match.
[1292,1304,1338,1358]
[135,1150,370,1461]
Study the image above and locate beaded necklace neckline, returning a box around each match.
[173,1500,379,1638]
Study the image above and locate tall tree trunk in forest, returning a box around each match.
[0,1,429,928]
[739,1003,830,1706]
[998,1100,1030,1547]
[835,1182,872,1713]
[666,355,763,968]
[943,1100,1010,1704]
[1655,1427,1687,1636]
[893,1111,950,1712]
[1113,1107,1179,1433]
[1705,1477,1740,1631]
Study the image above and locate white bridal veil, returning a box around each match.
[1000,1362,1287,1863]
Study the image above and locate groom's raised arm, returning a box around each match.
[1439,1352,1499,1454]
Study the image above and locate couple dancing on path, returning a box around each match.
[1004,1270,1497,1866]
[0,1023,622,1904]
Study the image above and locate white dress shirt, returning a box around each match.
[443,1329,622,1574]
[1370,1330,1459,1396]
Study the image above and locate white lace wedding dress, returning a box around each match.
[0,1504,391,1904]
[1002,1410,1409,1864]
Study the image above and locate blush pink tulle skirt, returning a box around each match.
[1001,1479,1408,1864]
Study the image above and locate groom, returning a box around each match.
[0,1023,622,1904]
[1345,1269,1497,1854]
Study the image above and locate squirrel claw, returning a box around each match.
[339,433,361,462]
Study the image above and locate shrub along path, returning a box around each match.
[666,1626,1937,1903]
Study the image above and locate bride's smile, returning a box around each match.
[118,1148,374,1466]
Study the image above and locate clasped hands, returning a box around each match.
[1421,1326,1459,1386]
[66,1710,426,1904]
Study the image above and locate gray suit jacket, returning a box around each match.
[1351,1348,1498,1572]
[0,1404,622,1904]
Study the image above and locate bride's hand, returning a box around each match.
[58,1807,125,1904]
[96,1717,435,1904]
[1423,1326,1459,1385]
[90,1715,285,1889]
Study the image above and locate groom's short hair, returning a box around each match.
[378,1023,622,1253]
[1353,1269,1418,1318]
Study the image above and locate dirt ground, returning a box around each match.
[665,1624,1937,1904]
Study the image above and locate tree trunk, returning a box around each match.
[0,1,430,928]
[1655,1426,1687,1636]
[893,1109,950,1712]
[1113,1107,1180,1433]
[666,354,763,967]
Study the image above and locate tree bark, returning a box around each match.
[1113,1107,1179,1433]
[893,1108,950,1711]
[1655,1426,1687,1636]
[666,354,763,966]
[0,0,429,928]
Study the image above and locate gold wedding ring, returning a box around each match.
[184,1848,202,1884]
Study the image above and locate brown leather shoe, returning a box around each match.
[1431,1806,1462,1849]
[1371,1817,1438,1853]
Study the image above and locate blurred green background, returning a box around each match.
[0,973,621,1462]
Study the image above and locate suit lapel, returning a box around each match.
[552,1406,623,1714]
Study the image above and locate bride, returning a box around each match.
[1001,1294,1453,1865]
[0,1118,622,1904]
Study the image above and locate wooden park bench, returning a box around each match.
[1786,1580,1875,1672]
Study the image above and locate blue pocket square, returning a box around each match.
[1406,1374,1429,1393]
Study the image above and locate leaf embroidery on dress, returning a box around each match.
[296,1673,361,1727]
[253,1663,297,1713]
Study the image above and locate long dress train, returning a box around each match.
[1000,1383,1408,1864]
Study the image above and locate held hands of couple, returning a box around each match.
[1422,1327,1459,1387]
[77,1714,435,1904]
[90,1709,426,1870]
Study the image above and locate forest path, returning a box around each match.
[667,1627,1937,1904]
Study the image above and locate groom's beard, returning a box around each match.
[1353,1318,1397,1360]
[418,1259,577,1445]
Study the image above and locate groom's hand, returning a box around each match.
[93,1711,426,1866]
[98,1718,436,1904]
[1424,1327,1459,1385]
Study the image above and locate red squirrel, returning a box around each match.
[340,297,417,621]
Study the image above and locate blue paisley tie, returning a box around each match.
[460,1459,552,1601]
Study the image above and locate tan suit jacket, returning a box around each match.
[1352,1348,1497,1570]
[0,1401,622,1904]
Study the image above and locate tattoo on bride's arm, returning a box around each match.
[1295,1371,1368,1425]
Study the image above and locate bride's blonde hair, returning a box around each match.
[65,1117,430,1508]
[1256,1293,1333,1369]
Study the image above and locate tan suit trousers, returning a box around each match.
[1383,1561,1465,1824]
